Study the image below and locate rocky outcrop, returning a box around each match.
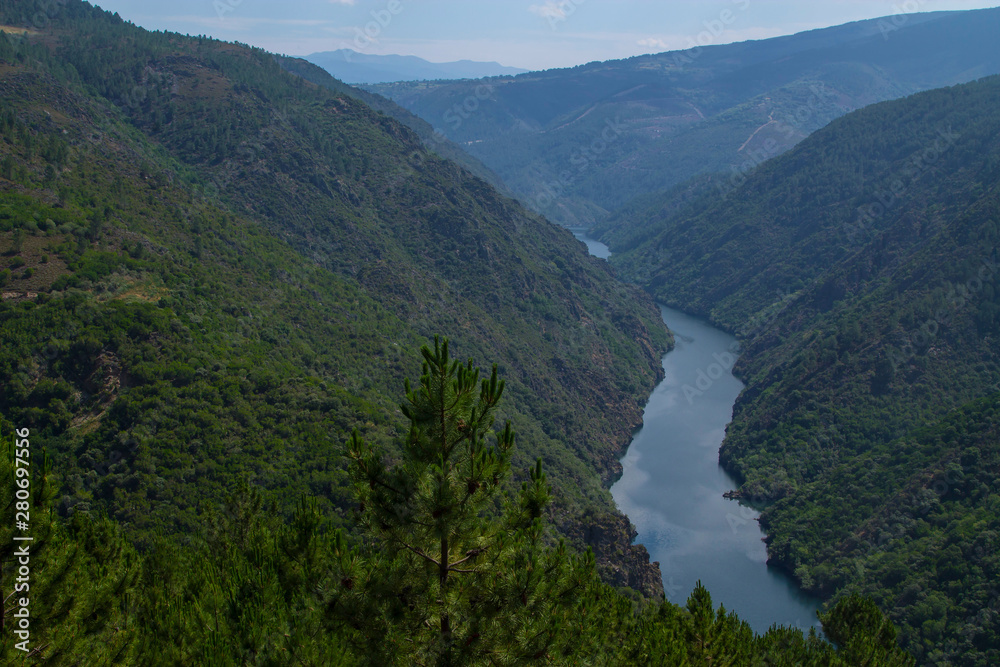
[559,510,664,599]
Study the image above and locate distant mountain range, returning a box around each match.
[303,49,527,84]
[369,8,1000,226]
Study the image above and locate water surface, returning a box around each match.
[574,229,821,633]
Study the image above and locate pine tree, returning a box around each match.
[329,337,599,665]
[820,594,916,666]
[0,420,142,664]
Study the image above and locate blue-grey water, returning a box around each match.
[574,229,821,634]
[571,228,612,260]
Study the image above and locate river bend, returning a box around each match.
[574,229,820,633]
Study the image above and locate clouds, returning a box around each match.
[528,2,568,21]
[528,0,587,29]
[637,37,669,50]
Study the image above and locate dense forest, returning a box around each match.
[0,0,923,663]
[275,55,510,194]
[1,343,915,664]
[603,75,1000,665]
[0,0,677,592]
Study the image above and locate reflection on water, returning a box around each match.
[611,307,821,633]
[572,229,821,634]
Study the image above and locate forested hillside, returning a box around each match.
[0,1,926,662]
[0,346,915,664]
[371,8,1000,227]
[605,75,1000,664]
[0,0,672,596]
[277,55,510,193]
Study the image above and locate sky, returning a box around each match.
[88,0,1000,71]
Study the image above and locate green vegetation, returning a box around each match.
[604,74,1000,664]
[370,8,1000,226]
[0,2,688,661]
[1,348,916,664]
[0,0,674,588]
[275,55,510,194]
[0,1,929,662]
[338,337,605,663]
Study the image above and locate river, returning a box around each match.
[572,229,821,634]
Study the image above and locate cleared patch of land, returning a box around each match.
[0,25,37,36]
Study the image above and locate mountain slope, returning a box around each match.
[606,74,1000,664]
[370,8,1000,227]
[0,0,670,592]
[277,55,510,193]
[0,2,927,663]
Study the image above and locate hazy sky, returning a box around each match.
[90,0,1000,70]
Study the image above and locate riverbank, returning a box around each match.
[573,229,821,633]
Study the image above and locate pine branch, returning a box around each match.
[448,547,488,569]
[402,543,442,568]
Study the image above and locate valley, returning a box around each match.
[372,7,1000,228]
[599,73,1000,664]
[374,12,1000,663]
[0,0,996,663]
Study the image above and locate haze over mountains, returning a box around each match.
[304,49,527,85]
[371,7,1000,227]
